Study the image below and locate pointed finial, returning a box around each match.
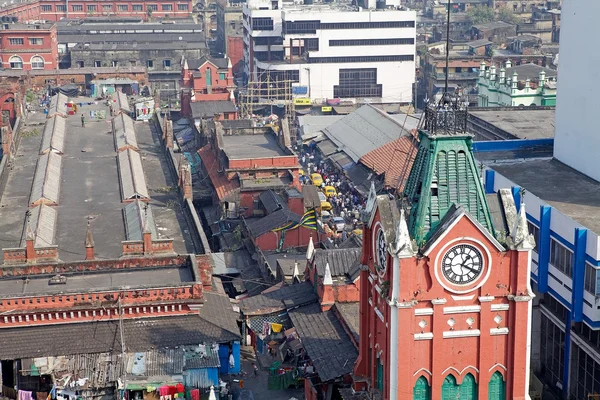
[391,209,414,258]
[85,219,95,248]
[512,203,535,251]
[142,203,151,234]
[323,262,333,285]
[292,262,299,280]
[306,236,315,260]
[25,210,34,241]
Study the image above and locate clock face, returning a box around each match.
[441,244,483,285]
[376,228,387,275]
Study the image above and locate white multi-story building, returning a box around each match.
[242,0,416,104]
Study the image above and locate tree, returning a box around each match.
[497,7,520,24]
[467,5,495,25]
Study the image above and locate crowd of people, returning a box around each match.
[296,146,368,233]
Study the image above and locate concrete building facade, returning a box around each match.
[0,22,58,71]
[242,0,416,104]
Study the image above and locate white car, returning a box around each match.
[330,216,345,232]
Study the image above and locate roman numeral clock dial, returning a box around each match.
[441,244,483,285]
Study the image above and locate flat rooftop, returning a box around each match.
[492,158,600,234]
[221,133,288,159]
[0,98,196,262]
[0,266,193,296]
[469,109,555,139]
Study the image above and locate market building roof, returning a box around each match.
[21,204,57,248]
[321,104,411,163]
[259,189,286,214]
[30,151,62,206]
[117,148,150,201]
[0,314,239,360]
[239,282,318,316]
[359,136,418,190]
[40,115,66,155]
[289,303,358,382]
[312,248,362,278]
[334,302,359,344]
[191,101,237,119]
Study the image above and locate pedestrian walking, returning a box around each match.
[253,363,259,377]
[81,114,85,127]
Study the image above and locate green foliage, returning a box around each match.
[25,89,34,103]
[497,7,520,24]
[467,5,495,25]
[467,5,519,25]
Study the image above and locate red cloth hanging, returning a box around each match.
[159,387,170,396]
[168,386,177,396]
[175,384,184,394]
[190,390,199,400]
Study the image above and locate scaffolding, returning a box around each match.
[238,71,296,136]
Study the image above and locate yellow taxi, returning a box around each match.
[310,173,323,186]
[299,168,305,176]
[322,185,336,197]
[321,201,333,211]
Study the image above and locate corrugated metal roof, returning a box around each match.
[323,104,410,162]
[48,93,68,117]
[30,152,62,205]
[312,248,361,278]
[123,200,157,240]
[21,204,57,248]
[183,344,221,369]
[117,148,149,201]
[40,116,66,154]
[127,348,185,377]
[115,91,131,113]
[113,113,138,151]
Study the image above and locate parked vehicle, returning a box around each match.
[310,173,323,186]
[322,185,336,197]
[329,217,345,232]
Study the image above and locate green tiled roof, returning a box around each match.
[403,130,494,245]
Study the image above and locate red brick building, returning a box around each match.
[352,107,534,400]
[0,0,192,22]
[197,121,300,219]
[181,56,234,115]
[0,22,58,71]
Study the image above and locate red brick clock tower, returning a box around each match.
[352,101,535,400]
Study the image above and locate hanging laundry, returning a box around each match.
[262,321,269,336]
[18,390,33,400]
[190,390,199,400]
[167,386,177,396]
[175,384,184,394]
[229,353,235,369]
[271,323,283,333]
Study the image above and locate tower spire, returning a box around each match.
[323,262,333,285]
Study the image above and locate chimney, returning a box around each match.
[320,262,335,311]
[85,220,95,260]
[165,119,174,149]
[25,212,35,262]
[179,158,193,200]
[142,206,153,255]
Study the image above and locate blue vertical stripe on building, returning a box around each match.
[572,228,588,323]
[512,186,521,213]
[484,169,495,194]
[231,341,241,374]
[537,205,552,293]
[562,309,572,399]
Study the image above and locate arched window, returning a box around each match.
[442,373,478,400]
[9,55,22,69]
[488,372,505,400]
[31,55,44,69]
[413,376,431,400]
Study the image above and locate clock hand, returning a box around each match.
[462,265,479,274]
